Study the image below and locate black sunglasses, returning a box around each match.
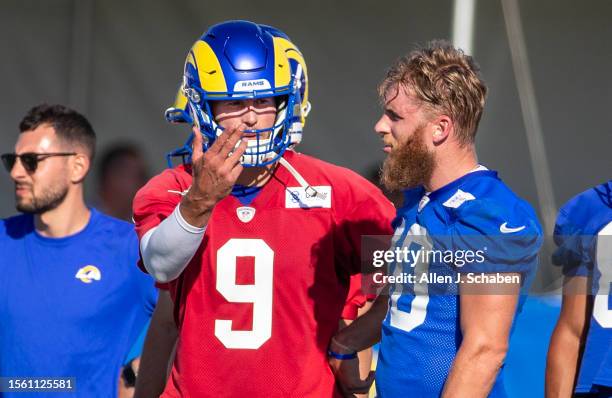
[1,152,77,173]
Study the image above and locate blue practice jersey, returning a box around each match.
[0,208,157,398]
[553,181,612,393]
[376,169,542,397]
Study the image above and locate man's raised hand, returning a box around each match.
[180,125,248,227]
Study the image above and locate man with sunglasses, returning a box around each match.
[0,104,157,398]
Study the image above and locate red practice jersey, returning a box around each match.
[133,150,394,397]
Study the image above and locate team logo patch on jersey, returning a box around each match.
[75,265,102,284]
[418,194,431,212]
[285,186,332,209]
[442,189,476,209]
[237,206,256,223]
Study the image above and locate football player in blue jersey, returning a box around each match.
[546,181,612,397]
[0,104,157,398]
[328,40,543,397]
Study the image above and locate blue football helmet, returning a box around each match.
[165,20,310,167]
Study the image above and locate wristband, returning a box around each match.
[327,349,357,360]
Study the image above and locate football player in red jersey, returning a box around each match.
[132,20,394,397]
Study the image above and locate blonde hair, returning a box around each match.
[379,40,487,145]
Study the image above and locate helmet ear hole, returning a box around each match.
[206,101,218,121]
[275,96,288,111]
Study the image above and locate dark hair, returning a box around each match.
[97,143,144,184]
[19,104,96,159]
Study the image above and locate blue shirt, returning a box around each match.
[375,170,542,398]
[553,181,612,393]
[0,208,157,397]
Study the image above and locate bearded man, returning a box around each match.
[328,41,543,398]
[0,104,156,398]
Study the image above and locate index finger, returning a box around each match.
[218,123,247,158]
[209,123,244,155]
[191,125,204,161]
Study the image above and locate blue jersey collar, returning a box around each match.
[424,170,498,202]
[31,208,100,246]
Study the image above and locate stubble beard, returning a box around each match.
[16,182,69,214]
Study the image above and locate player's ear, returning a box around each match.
[70,152,90,184]
[431,115,452,145]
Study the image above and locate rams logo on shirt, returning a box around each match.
[75,265,102,284]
